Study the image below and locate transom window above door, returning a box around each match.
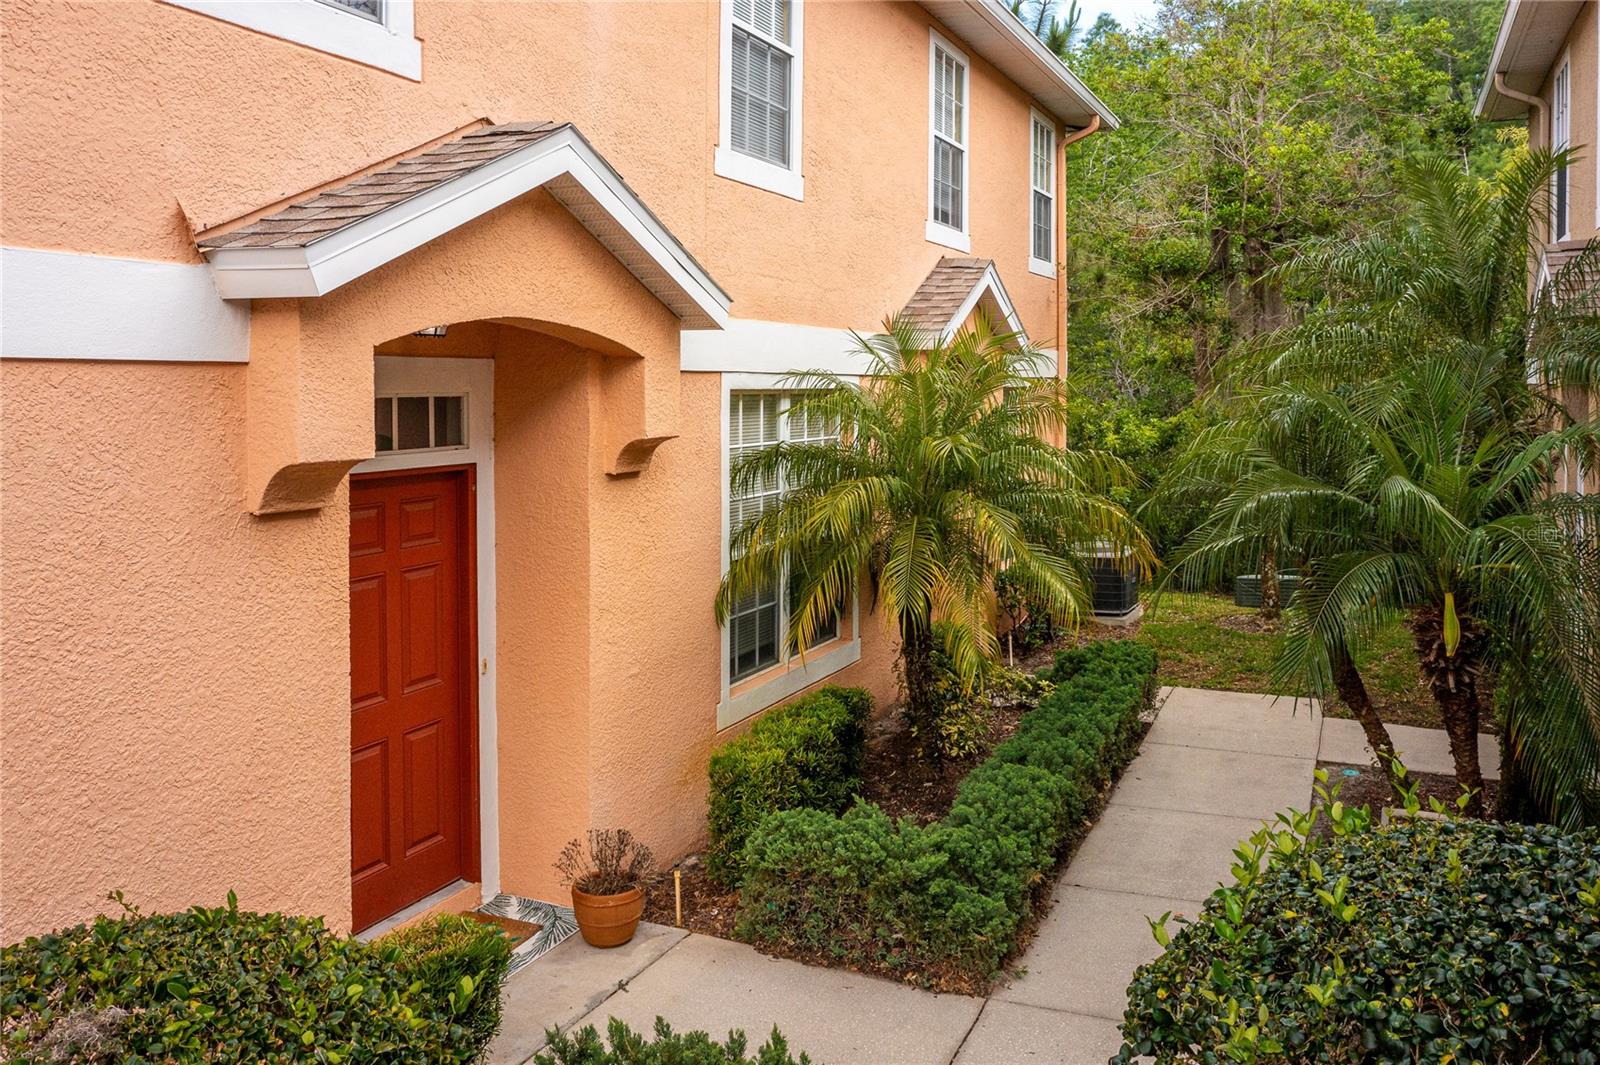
[716,0,804,200]
[374,393,466,454]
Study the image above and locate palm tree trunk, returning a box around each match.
[900,619,938,750]
[1328,640,1404,801]
[1259,539,1281,620]
[1411,604,1487,818]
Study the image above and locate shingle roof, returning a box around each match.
[198,122,567,250]
[899,257,995,334]
[1543,237,1594,278]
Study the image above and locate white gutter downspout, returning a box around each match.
[1056,115,1101,387]
[1494,72,1547,143]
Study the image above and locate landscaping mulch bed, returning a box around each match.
[643,690,1153,994]
[1311,760,1498,839]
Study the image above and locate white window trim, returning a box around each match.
[354,356,500,902]
[1551,51,1571,241]
[161,0,421,80]
[715,0,805,201]
[718,373,861,729]
[1028,109,1057,278]
[926,29,972,253]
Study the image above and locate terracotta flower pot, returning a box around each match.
[570,884,645,947]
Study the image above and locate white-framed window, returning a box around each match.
[1029,113,1056,276]
[373,393,467,454]
[1552,57,1571,241]
[715,0,805,201]
[727,391,842,682]
[161,0,421,80]
[927,31,971,252]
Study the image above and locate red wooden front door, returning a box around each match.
[349,468,476,931]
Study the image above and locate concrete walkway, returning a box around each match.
[488,687,1485,1065]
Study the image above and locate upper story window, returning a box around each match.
[1029,114,1056,276]
[1552,58,1571,241]
[716,0,805,201]
[927,32,970,252]
[163,0,420,80]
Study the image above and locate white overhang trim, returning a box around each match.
[936,261,1027,343]
[917,0,1118,130]
[682,316,1056,377]
[161,0,422,81]
[1,246,251,362]
[1475,0,1585,120]
[201,126,731,329]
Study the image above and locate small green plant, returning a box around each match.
[535,1016,809,1064]
[909,640,988,760]
[1,893,512,1064]
[705,686,870,885]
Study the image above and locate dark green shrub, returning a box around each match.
[382,912,512,1058]
[737,640,1156,988]
[1119,818,1600,1064]
[0,894,511,1064]
[535,1017,809,1065]
[706,685,871,884]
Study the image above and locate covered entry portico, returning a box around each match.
[197,120,730,932]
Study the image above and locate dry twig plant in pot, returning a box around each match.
[555,829,654,948]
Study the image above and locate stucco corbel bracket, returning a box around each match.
[607,435,678,478]
[252,459,366,515]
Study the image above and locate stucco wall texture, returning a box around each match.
[4,0,1053,938]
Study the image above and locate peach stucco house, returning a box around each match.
[1479,0,1597,496]
[0,0,1116,940]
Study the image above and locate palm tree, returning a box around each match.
[714,317,1152,747]
[1167,152,1600,822]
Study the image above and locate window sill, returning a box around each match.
[161,0,421,80]
[714,147,805,201]
[925,220,971,253]
[718,637,861,729]
[1028,257,1056,278]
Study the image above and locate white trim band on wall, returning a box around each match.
[681,318,1057,377]
[1,247,251,363]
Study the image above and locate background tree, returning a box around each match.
[714,319,1152,751]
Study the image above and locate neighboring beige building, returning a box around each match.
[1479,0,1597,494]
[0,1,1114,940]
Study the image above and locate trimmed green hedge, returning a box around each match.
[706,685,872,885]
[736,640,1157,987]
[1,896,511,1064]
[536,1017,809,1064]
[1119,819,1600,1064]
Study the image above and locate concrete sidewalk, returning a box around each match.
[488,686,1484,1065]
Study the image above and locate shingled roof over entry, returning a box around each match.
[196,121,730,329]
[899,257,1026,342]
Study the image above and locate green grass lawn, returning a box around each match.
[1113,592,1442,729]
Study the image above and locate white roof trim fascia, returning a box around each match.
[1475,0,1584,120]
[1477,0,1524,118]
[202,126,730,329]
[919,0,1119,130]
[940,261,1027,342]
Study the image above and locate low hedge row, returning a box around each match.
[706,685,872,885]
[1119,818,1600,1064]
[1,896,511,1064]
[536,1017,809,1064]
[735,640,1157,988]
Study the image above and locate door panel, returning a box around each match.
[349,468,474,931]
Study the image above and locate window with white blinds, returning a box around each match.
[727,392,841,681]
[718,0,803,197]
[929,35,969,246]
[1552,60,1571,240]
[1030,116,1056,270]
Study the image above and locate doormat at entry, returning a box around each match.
[477,894,579,977]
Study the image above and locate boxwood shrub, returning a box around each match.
[535,1016,808,1064]
[1119,818,1600,1064]
[736,640,1156,988]
[1,895,511,1064]
[706,685,872,885]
